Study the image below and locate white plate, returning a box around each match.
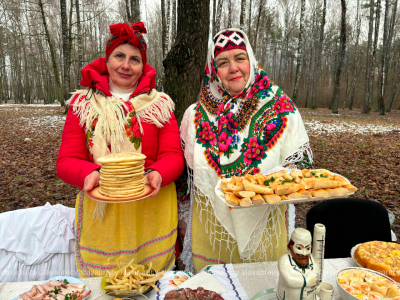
[11,276,90,300]
[250,288,277,300]
[350,243,363,267]
[215,174,354,209]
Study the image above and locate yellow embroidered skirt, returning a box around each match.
[191,198,288,272]
[75,183,177,277]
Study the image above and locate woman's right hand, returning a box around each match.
[83,170,100,192]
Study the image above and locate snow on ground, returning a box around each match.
[0,104,60,107]
[20,116,66,129]
[305,120,400,135]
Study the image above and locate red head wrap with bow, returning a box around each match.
[106,22,148,65]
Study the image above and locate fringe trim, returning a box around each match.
[136,93,175,128]
[67,90,129,154]
[93,202,107,223]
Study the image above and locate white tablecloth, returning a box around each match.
[0,258,358,300]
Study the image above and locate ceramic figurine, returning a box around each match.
[277,224,326,300]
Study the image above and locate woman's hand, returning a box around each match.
[145,170,162,197]
[83,170,100,192]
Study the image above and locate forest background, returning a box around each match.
[0,0,400,240]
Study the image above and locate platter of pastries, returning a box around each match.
[215,168,357,208]
[353,241,400,282]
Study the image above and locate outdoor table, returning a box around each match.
[0,257,358,300]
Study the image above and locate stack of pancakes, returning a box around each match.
[97,152,146,198]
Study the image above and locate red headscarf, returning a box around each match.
[106,22,148,65]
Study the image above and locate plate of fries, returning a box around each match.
[101,259,165,294]
[215,168,358,208]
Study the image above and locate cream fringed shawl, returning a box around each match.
[66,89,175,221]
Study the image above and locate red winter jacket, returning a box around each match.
[56,58,184,189]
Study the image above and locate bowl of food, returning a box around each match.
[101,259,164,295]
[336,267,400,300]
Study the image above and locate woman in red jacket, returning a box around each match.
[57,22,184,277]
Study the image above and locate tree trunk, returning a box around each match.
[310,0,326,109]
[163,0,210,124]
[171,0,177,44]
[248,0,252,38]
[166,0,170,51]
[252,0,264,52]
[330,0,346,114]
[228,0,232,28]
[214,0,224,36]
[349,0,361,110]
[369,0,380,111]
[292,0,305,103]
[76,0,83,72]
[130,0,140,23]
[387,69,400,112]
[377,0,389,115]
[60,0,70,104]
[363,0,374,113]
[161,0,167,58]
[125,0,131,22]
[38,0,64,105]
[240,0,246,30]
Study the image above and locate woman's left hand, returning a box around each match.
[145,170,162,197]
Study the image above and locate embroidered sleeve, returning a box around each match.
[282,142,314,170]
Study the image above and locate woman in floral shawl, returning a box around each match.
[179,29,313,272]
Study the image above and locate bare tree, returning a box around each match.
[349,0,361,110]
[310,0,326,109]
[161,0,167,58]
[214,0,224,36]
[252,0,265,52]
[240,0,246,30]
[377,0,390,115]
[171,0,177,44]
[163,0,210,124]
[363,0,375,113]
[370,0,381,110]
[38,0,64,105]
[330,0,346,113]
[292,0,305,102]
[76,0,83,72]
[60,0,70,103]
[228,0,232,28]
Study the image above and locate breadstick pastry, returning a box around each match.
[225,192,240,206]
[325,188,340,197]
[234,190,256,198]
[290,170,303,178]
[302,169,313,177]
[302,178,316,189]
[274,183,304,196]
[251,194,265,205]
[244,174,257,183]
[265,170,287,180]
[332,187,350,196]
[262,194,281,204]
[243,180,273,194]
[309,189,329,198]
[239,197,252,207]
[227,183,244,192]
[312,179,342,189]
[280,195,289,200]
[287,192,303,200]
[298,189,312,199]
[344,184,357,193]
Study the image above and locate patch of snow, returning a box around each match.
[305,120,400,135]
[24,138,32,141]
[20,115,66,129]
[0,104,61,107]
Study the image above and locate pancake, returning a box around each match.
[97,152,146,198]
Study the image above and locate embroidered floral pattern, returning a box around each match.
[124,101,141,150]
[194,87,298,178]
